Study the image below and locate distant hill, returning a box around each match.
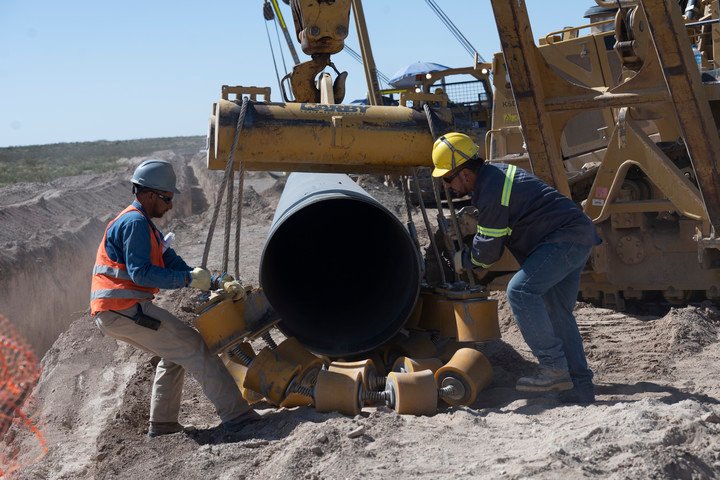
[0,136,205,185]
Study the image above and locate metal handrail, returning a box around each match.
[485,125,523,161]
[544,19,615,45]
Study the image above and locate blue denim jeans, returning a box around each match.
[506,242,594,389]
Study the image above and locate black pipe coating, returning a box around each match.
[260,173,421,357]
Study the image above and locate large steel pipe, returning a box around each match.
[209,99,440,174]
[260,173,421,357]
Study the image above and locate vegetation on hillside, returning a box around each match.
[0,136,205,185]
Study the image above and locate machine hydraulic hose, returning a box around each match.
[259,173,422,357]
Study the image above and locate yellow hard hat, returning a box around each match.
[431,132,479,177]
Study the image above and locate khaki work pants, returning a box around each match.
[94,300,249,423]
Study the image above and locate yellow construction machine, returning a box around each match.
[197,0,720,414]
[487,0,720,308]
[210,0,720,303]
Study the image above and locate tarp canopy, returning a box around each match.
[388,61,450,88]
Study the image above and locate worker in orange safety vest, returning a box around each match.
[91,159,259,438]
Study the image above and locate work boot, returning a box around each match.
[222,409,262,436]
[515,366,573,392]
[147,421,188,438]
[558,385,596,405]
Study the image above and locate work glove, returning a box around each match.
[453,248,474,274]
[189,267,211,291]
[222,280,247,301]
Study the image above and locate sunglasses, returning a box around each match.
[443,171,461,184]
[154,191,173,204]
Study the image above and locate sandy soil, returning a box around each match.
[2,152,719,479]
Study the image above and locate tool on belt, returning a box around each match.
[109,304,161,331]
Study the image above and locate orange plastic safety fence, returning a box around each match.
[0,314,45,477]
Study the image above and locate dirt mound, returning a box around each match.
[8,314,144,479]
[661,305,720,355]
[260,175,286,202]
[241,185,274,223]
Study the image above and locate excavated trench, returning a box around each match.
[0,152,208,356]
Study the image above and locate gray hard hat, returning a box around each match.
[130,159,180,193]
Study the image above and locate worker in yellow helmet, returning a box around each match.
[432,133,601,404]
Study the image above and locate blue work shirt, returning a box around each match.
[104,200,191,289]
[470,163,601,268]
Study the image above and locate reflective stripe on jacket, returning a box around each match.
[470,163,600,268]
[90,205,165,315]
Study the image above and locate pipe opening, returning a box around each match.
[261,197,420,356]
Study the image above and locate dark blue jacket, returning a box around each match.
[470,163,601,267]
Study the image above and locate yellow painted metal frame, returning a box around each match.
[584,116,705,222]
[194,299,246,354]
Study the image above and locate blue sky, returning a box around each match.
[0,1,590,147]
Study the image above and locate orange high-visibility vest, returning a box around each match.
[90,205,165,315]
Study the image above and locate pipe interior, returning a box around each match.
[261,198,420,356]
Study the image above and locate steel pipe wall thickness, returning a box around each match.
[260,173,421,357]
